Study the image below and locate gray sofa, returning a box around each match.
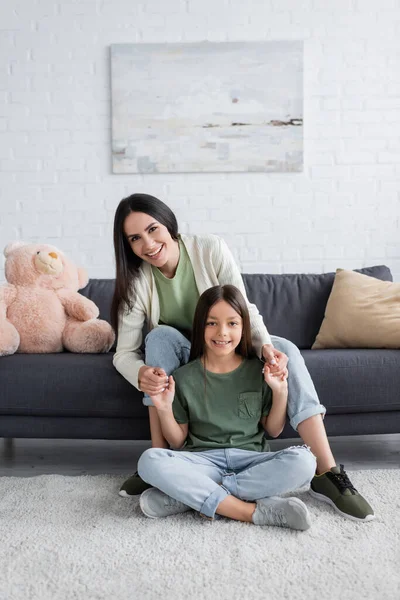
[1,266,399,441]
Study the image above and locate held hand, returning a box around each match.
[263,365,288,392]
[149,376,175,412]
[138,365,169,396]
[262,345,289,378]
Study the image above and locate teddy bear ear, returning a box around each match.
[4,241,27,257]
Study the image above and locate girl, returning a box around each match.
[113,193,374,522]
[137,285,316,530]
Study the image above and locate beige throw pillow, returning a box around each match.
[312,269,400,349]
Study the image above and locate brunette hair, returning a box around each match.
[111,193,179,332]
[189,285,254,362]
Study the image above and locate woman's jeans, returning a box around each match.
[138,445,316,519]
[143,325,326,431]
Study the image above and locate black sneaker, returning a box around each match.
[309,464,374,522]
[119,472,152,497]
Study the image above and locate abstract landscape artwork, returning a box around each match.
[111,41,303,174]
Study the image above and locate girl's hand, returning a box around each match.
[138,365,169,395]
[149,376,175,412]
[262,345,288,379]
[263,365,288,391]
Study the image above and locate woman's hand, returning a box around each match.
[149,376,175,412]
[138,365,169,396]
[262,344,288,378]
[263,365,288,392]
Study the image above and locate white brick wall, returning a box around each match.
[1,0,400,282]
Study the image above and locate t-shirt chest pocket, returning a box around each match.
[238,392,262,419]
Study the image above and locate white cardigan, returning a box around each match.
[113,233,271,390]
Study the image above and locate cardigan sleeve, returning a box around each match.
[213,236,272,355]
[112,292,146,391]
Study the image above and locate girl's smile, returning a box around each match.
[211,339,233,350]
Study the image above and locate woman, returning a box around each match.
[112,193,374,522]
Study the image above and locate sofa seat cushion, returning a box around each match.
[2,350,399,420]
[0,353,146,419]
[302,349,400,413]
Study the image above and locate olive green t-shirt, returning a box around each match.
[172,357,272,453]
[152,237,199,334]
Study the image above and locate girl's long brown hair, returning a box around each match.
[111,193,179,332]
[189,285,255,362]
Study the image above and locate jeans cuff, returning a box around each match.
[142,394,154,407]
[290,405,326,431]
[199,485,230,519]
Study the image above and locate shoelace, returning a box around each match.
[330,465,357,494]
[258,506,288,527]
[164,495,183,508]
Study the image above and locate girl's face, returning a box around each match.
[123,211,174,267]
[204,300,243,358]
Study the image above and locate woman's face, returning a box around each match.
[123,211,174,267]
[204,300,243,358]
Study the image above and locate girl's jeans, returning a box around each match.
[138,445,316,519]
[143,325,326,431]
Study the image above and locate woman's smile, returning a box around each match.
[145,243,165,260]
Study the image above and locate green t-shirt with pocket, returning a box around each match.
[172,357,272,452]
[152,237,199,335]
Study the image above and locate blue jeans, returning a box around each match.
[143,325,326,431]
[138,445,316,519]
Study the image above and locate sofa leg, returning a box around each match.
[3,438,15,459]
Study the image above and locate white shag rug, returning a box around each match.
[0,470,399,600]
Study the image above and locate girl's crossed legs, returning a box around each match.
[138,445,316,521]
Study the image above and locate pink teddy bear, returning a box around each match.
[0,242,115,356]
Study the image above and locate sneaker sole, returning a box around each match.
[309,489,375,522]
[139,488,161,519]
[119,489,135,498]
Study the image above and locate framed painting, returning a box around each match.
[111,41,303,173]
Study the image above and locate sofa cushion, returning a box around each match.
[0,353,146,419]
[313,269,400,349]
[242,265,392,349]
[302,348,400,413]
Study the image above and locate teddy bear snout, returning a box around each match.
[34,251,63,276]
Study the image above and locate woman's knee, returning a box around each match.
[145,326,190,369]
[273,336,299,357]
[145,325,179,347]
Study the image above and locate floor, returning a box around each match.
[1,434,399,477]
